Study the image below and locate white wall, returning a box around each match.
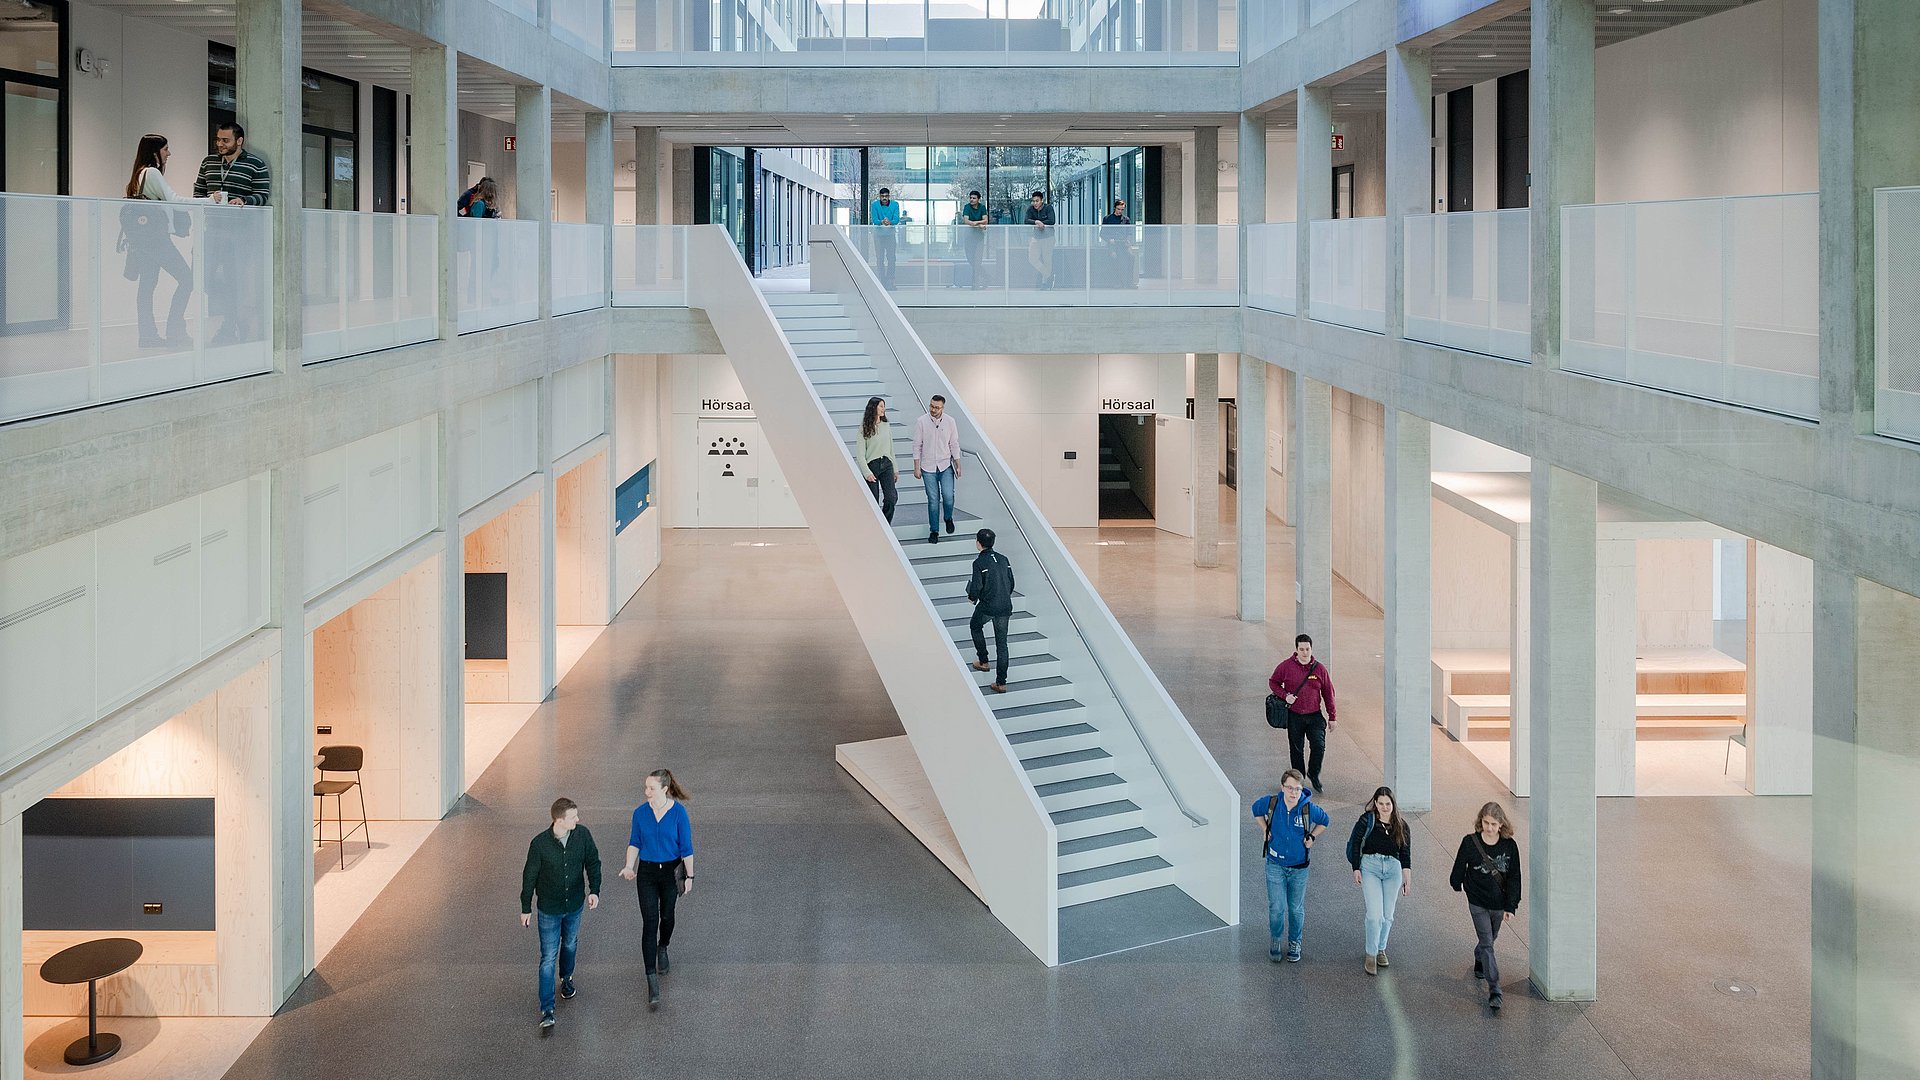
[613,354,663,610]
[67,3,207,198]
[1635,539,1715,648]
[662,354,804,529]
[552,140,588,223]
[1329,387,1384,608]
[1432,498,1512,651]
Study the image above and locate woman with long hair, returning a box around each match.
[619,768,692,1010]
[857,396,897,522]
[121,133,203,348]
[1346,785,1411,975]
[1449,801,1522,1011]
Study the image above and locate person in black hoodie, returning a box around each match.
[966,528,1016,693]
[1347,786,1412,975]
[1448,801,1522,1011]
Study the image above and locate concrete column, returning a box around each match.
[1818,0,1920,437]
[1526,463,1598,1002]
[1,816,20,1080]
[537,379,559,698]
[1811,567,1920,1079]
[1594,538,1637,797]
[237,0,303,365]
[1161,142,1184,224]
[586,111,614,304]
[1383,410,1431,810]
[1291,374,1333,650]
[1236,354,1267,621]
[1193,354,1220,568]
[434,411,466,812]
[410,45,459,340]
[1386,45,1433,340]
[515,85,554,320]
[1509,536,1532,796]
[671,147,694,225]
[1745,541,1813,795]
[1296,86,1332,317]
[1238,111,1268,297]
[634,126,662,225]
[1193,127,1219,224]
[1528,0,1596,367]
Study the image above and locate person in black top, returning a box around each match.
[1448,800,1522,1010]
[1024,191,1056,289]
[1098,198,1136,288]
[966,528,1016,693]
[1346,786,1412,975]
[520,797,601,1032]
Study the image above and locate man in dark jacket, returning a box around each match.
[967,528,1016,693]
[521,797,601,1032]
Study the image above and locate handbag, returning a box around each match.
[673,859,690,897]
[1265,660,1319,728]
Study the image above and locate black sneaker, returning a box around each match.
[559,978,576,1000]
[1309,775,1325,795]
[539,1010,555,1031]
[929,532,940,544]
[945,517,955,534]
[1286,942,1302,963]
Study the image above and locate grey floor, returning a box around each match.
[223,510,1811,1080]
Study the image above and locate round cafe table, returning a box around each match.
[40,937,143,1065]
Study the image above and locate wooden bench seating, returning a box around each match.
[1444,693,1747,741]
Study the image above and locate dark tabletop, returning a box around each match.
[40,938,143,986]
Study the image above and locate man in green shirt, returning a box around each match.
[520,797,601,1032]
[959,189,989,289]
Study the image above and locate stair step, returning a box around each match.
[961,652,1061,681]
[1057,826,1155,858]
[980,678,1075,710]
[1099,480,1132,491]
[990,697,1084,722]
[939,608,1037,630]
[1035,772,1127,811]
[1057,828,1161,874]
[1022,745,1114,785]
[1005,722,1102,760]
[1057,856,1176,905]
[1050,799,1143,841]
[930,591,1023,608]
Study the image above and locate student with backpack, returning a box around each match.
[1250,769,1329,963]
[1448,801,1522,1011]
[1346,786,1412,975]
[459,177,501,218]
[966,528,1015,693]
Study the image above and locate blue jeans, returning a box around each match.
[1265,861,1309,946]
[923,466,955,534]
[1360,852,1403,954]
[536,907,582,1012]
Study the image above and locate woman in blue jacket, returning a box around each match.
[619,769,693,1010]
[1250,769,1330,963]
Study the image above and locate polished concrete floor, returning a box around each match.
[222,507,1811,1080]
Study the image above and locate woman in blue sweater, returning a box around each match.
[619,768,693,1009]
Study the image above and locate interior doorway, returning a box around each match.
[1097,413,1155,525]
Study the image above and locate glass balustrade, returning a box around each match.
[611,226,690,306]
[552,0,609,55]
[613,0,1237,65]
[1562,193,1818,420]
[1246,222,1298,315]
[0,193,272,424]
[455,218,542,334]
[1403,209,1530,361]
[302,210,438,364]
[1309,0,1359,24]
[550,222,610,316]
[1244,0,1297,59]
[1874,186,1920,443]
[841,223,1236,306]
[1308,216,1386,332]
[490,0,540,23]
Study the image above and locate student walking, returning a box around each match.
[519,797,601,1033]
[121,134,205,349]
[1268,633,1337,793]
[620,769,694,1011]
[1099,198,1136,288]
[959,190,989,288]
[1449,801,1522,1011]
[869,186,902,288]
[911,394,962,544]
[859,396,897,522]
[1024,190,1056,288]
[1251,769,1329,963]
[1346,786,1412,975]
[191,121,271,346]
[967,528,1016,693]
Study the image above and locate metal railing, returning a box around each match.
[1246,221,1298,315]
[1562,193,1818,420]
[1403,209,1530,361]
[302,209,438,364]
[841,223,1237,307]
[550,222,610,316]
[1309,216,1387,332]
[455,218,542,334]
[0,192,272,424]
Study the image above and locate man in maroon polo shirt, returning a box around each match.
[1269,633,1337,793]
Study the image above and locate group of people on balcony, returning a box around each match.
[121,125,270,349]
[865,188,1137,291]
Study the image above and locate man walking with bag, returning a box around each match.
[1268,633,1337,794]
[967,528,1015,693]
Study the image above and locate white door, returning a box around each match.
[754,434,806,528]
[1154,414,1195,537]
[696,418,757,527]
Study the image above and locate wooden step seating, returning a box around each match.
[1432,646,1746,740]
[1445,693,1748,741]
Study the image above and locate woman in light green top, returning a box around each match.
[858,396,897,522]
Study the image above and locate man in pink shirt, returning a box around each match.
[1268,633,1336,793]
[911,394,962,544]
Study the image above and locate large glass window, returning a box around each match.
[0,0,64,195]
[209,44,358,209]
[987,146,1046,225]
[1049,145,1109,224]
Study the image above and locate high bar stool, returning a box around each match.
[314,744,371,868]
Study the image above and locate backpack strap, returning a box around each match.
[1262,789,1284,851]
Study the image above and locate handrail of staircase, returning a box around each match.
[832,250,1210,830]
[1101,415,1148,484]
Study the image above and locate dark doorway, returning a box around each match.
[1496,72,1530,209]
[1446,87,1473,211]
[1097,414,1155,522]
[1330,164,1355,220]
[371,86,397,212]
[1223,401,1238,488]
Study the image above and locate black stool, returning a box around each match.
[314,744,371,867]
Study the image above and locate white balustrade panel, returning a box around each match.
[550,222,609,316]
[1562,194,1818,420]
[1875,186,1920,442]
[553,356,607,459]
[1247,222,1298,315]
[0,475,270,774]
[302,417,441,599]
[612,226,689,306]
[455,381,540,512]
[302,209,438,364]
[456,218,542,334]
[0,193,272,423]
[841,224,1237,307]
[1308,217,1387,332]
[1403,209,1531,360]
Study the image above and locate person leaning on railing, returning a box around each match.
[121,133,210,350]
[192,121,271,347]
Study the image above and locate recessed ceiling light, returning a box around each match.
[1477,53,1497,58]
[1609,5,1631,10]
[346,53,367,59]
[1373,89,1385,93]
[1336,102,1351,107]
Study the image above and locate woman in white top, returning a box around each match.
[122,133,205,348]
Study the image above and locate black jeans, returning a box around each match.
[634,861,680,974]
[866,455,897,522]
[970,607,1010,684]
[1286,709,1327,783]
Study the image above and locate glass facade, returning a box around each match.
[699,146,837,273]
